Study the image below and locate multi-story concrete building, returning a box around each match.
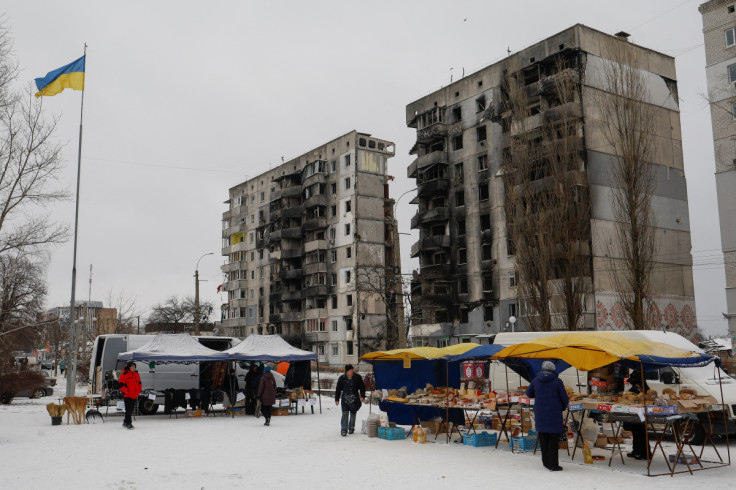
[48,301,118,339]
[220,131,401,366]
[407,24,697,345]
[699,1,736,340]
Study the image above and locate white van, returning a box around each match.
[89,334,242,414]
[486,330,736,440]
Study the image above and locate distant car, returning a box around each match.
[39,360,54,370]
[40,371,57,387]
[15,380,53,399]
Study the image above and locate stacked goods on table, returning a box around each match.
[382,383,532,411]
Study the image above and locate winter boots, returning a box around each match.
[341,430,347,436]
[264,417,271,426]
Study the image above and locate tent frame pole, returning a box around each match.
[641,361,651,476]
[316,359,322,414]
[717,365,730,465]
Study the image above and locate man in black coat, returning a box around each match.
[624,368,651,460]
[244,364,260,415]
[335,364,365,437]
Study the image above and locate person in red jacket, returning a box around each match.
[119,361,142,429]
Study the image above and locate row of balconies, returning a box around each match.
[417,177,450,198]
[416,120,462,144]
[410,235,451,257]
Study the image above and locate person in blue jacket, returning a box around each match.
[526,360,569,471]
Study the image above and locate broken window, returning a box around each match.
[347,294,353,306]
[457,220,466,236]
[452,107,462,122]
[345,200,351,213]
[345,154,351,166]
[459,279,468,294]
[452,135,463,151]
[345,177,351,189]
[346,247,352,258]
[479,184,489,202]
[345,223,351,236]
[480,214,491,230]
[331,183,337,194]
[476,125,487,142]
[456,190,465,207]
[476,96,486,112]
[458,248,467,264]
[359,138,367,147]
[478,154,488,171]
[482,244,492,261]
[482,274,493,292]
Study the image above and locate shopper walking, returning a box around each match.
[119,361,142,430]
[258,365,277,426]
[245,364,260,415]
[526,361,568,471]
[335,364,365,436]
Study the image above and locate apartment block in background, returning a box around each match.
[220,131,401,366]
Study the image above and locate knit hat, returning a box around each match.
[345,364,354,373]
[125,361,135,370]
[541,360,556,372]
[264,366,271,373]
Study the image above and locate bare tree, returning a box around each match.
[502,54,593,332]
[0,23,69,256]
[0,252,47,369]
[355,265,403,350]
[596,38,657,330]
[148,295,214,325]
[89,290,142,337]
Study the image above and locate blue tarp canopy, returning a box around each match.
[450,344,571,382]
[117,333,228,363]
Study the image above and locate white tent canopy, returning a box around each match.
[118,333,229,363]
[224,334,316,361]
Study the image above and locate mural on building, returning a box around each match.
[595,292,698,341]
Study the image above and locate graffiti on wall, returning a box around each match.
[595,293,698,341]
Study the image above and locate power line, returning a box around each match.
[628,0,696,33]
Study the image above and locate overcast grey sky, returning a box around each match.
[2,1,728,336]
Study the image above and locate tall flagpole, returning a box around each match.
[66,44,87,397]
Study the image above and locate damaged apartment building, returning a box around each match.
[220,131,403,366]
[407,24,697,345]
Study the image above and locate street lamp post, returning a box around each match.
[195,253,214,335]
[509,315,517,333]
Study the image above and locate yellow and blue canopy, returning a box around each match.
[361,343,479,362]
[490,331,716,371]
[34,55,85,97]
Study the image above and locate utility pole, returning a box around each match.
[194,253,214,335]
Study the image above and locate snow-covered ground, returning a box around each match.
[1,377,734,489]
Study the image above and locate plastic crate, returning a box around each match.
[463,431,498,447]
[377,426,406,440]
[511,435,538,451]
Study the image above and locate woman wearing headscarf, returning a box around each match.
[526,361,569,471]
[258,365,277,426]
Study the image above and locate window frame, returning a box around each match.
[727,27,736,47]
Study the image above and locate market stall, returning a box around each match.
[223,334,319,414]
[360,344,479,440]
[489,331,729,476]
[117,333,230,415]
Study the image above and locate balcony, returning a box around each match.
[268,314,281,324]
[302,284,329,297]
[282,206,303,219]
[407,150,448,178]
[221,260,246,273]
[281,227,303,239]
[411,235,451,257]
[281,311,302,322]
[281,186,302,198]
[268,229,282,242]
[417,177,449,198]
[302,172,327,187]
[303,262,327,275]
[304,330,328,342]
[420,263,453,278]
[411,207,449,229]
[281,290,302,302]
[303,194,328,209]
[270,188,282,201]
[303,217,328,231]
[281,247,304,259]
[226,279,248,291]
[304,239,327,253]
[228,298,249,309]
[279,268,302,280]
[270,208,282,221]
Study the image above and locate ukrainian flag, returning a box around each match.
[34,56,85,97]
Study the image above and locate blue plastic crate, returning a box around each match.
[463,431,498,447]
[377,426,406,440]
[511,435,538,451]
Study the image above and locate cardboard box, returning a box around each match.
[595,434,608,448]
[421,420,448,434]
[677,399,702,413]
[607,436,623,444]
[272,408,289,416]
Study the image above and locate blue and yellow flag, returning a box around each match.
[34,56,85,97]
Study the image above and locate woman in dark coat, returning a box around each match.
[623,368,650,460]
[335,364,365,436]
[526,360,569,471]
[244,364,260,415]
[257,366,277,426]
